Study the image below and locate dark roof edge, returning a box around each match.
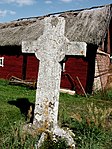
[16,3,112,22]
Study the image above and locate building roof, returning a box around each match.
[0,4,111,46]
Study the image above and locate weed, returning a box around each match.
[94,88,112,101]
[0,120,39,149]
[86,102,112,129]
[40,132,68,149]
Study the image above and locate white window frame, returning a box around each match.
[0,57,4,67]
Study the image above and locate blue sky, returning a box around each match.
[0,0,112,23]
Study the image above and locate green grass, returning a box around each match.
[0,79,112,148]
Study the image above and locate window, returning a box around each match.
[0,57,4,67]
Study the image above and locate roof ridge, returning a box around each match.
[15,3,112,22]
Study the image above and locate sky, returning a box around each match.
[0,0,112,23]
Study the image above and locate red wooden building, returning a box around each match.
[0,4,112,94]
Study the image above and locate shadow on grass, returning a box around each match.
[8,98,35,123]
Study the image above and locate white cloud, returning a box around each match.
[0,9,16,17]
[60,0,73,3]
[8,10,16,15]
[0,10,7,17]
[45,0,52,4]
[0,0,36,6]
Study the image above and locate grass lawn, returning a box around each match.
[0,79,112,149]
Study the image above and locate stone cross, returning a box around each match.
[22,17,87,148]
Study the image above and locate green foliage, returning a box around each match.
[69,118,106,149]
[60,108,111,149]
[0,79,36,148]
[93,88,112,101]
[40,137,68,149]
[1,120,38,149]
[59,94,112,149]
[0,79,112,148]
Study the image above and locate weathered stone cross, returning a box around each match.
[22,17,86,148]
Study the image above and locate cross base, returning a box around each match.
[23,123,75,149]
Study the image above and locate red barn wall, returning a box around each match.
[0,55,23,79]
[0,53,88,94]
[61,56,88,94]
[26,55,39,80]
[0,54,39,81]
[0,44,97,95]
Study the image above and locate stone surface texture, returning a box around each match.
[22,16,87,149]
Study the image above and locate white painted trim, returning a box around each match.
[0,57,4,67]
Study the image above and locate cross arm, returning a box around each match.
[65,42,87,57]
[57,41,87,62]
[22,41,38,53]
